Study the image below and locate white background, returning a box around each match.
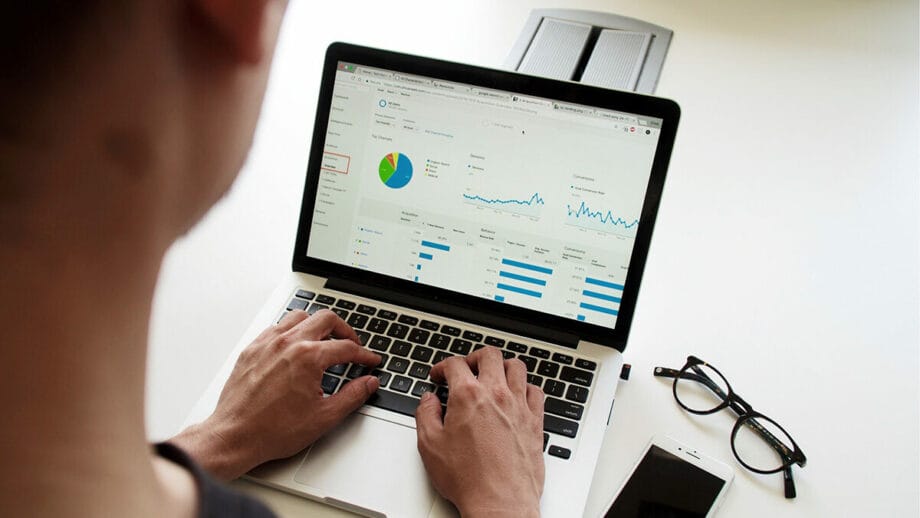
[147,1,919,516]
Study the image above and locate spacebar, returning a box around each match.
[366,389,420,418]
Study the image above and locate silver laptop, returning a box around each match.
[187,42,680,518]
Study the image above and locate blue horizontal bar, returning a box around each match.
[579,302,618,316]
[499,270,547,286]
[577,314,586,322]
[417,264,421,270]
[419,252,433,260]
[496,283,543,298]
[421,240,450,251]
[494,295,505,302]
[585,277,624,290]
[582,290,622,303]
[414,276,419,282]
[501,258,553,275]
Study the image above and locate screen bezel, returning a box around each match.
[292,42,680,351]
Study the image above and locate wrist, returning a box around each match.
[461,505,540,518]
[170,416,255,481]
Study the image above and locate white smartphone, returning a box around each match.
[600,435,734,518]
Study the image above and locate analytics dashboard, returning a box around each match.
[306,62,663,330]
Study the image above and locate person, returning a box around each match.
[0,2,545,517]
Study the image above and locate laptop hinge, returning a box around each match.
[325,277,580,349]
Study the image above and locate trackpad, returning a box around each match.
[293,413,437,518]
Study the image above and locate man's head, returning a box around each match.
[0,1,287,249]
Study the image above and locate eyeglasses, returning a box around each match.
[654,355,807,498]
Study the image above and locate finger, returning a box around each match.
[292,309,359,343]
[316,339,383,368]
[276,309,309,331]
[463,346,506,385]
[324,375,380,423]
[504,358,528,396]
[415,391,444,447]
[429,355,476,385]
[526,383,545,416]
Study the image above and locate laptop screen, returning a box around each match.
[306,62,664,331]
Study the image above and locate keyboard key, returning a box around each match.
[368,335,391,351]
[552,352,574,365]
[537,360,560,378]
[374,353,388,368]
[543,433,549,451]
[367,318,389,334]
[462,330,484,342]
[386,323,410,339]
[390,340,412,357]
[347,313,369,329]
[545,397,585,421]
[347,363,371,379]
[286,298,308,311]
[398,315,419,326]
[409,362,432,379]
[560,366,594,387]
[519,355,537,372]
[501,350,515,360]
[326,363,347,375]
[335,299,356,310]
[507,341,528,353]
[357,304,377,315]
[331,308,349,320]
[316,294,336,305]
[410,346,434,363]
[408,328,431,344]
[565,385,589,404]
[321,374,340,394]
[527,374,544,386]
[548,445,572,459]
[295,289,315,300]
[529,347,550,359]
[419,320,440,330]
[387,357,409,374]
[378,310,398,320]
[366,388,419,417]
[544,414,579,438]
[355,331,371,346]
[429,333,451,350]
[371,369,391,388]
[544,379,565,397]
[307,303,328,314]
[473,343,485,351]
[441,325,461,337]
[436,385,450,404]
[433,351,453,364]
[390,376,413,393]
[411,380,437,397]
[575,358,597,371]
[484,336,506,347]
[449,339,472,355]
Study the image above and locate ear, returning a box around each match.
[192,0,281,64]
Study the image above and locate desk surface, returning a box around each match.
[146,0,920,516]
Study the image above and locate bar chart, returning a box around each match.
[495,258,554,301]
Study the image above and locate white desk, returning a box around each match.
[146,0,920,516]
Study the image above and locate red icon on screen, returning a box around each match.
[629,126,636,132]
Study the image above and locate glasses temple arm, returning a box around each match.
[783,466,797,499]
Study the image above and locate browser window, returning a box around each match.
[307,62,663,330]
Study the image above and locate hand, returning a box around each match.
[415,347,545,518]
[171,309,381,480]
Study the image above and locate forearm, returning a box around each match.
[169,417,255,482]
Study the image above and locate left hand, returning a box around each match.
[171,309,381,480]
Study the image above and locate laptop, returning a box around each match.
[186,42,679,518]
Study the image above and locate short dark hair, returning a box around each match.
[0,2,106,101]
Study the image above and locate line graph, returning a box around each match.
[565,200,639,235]
[462,191,544,217]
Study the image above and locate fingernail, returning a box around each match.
[365,376,380,392]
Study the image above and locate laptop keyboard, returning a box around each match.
[283,289,599,461]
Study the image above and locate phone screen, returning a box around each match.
[605,445,726,518]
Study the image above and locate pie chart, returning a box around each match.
[379,152,413,189]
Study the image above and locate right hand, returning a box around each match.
[415,347,545,518]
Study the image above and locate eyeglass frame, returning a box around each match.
[654,355,807,499]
